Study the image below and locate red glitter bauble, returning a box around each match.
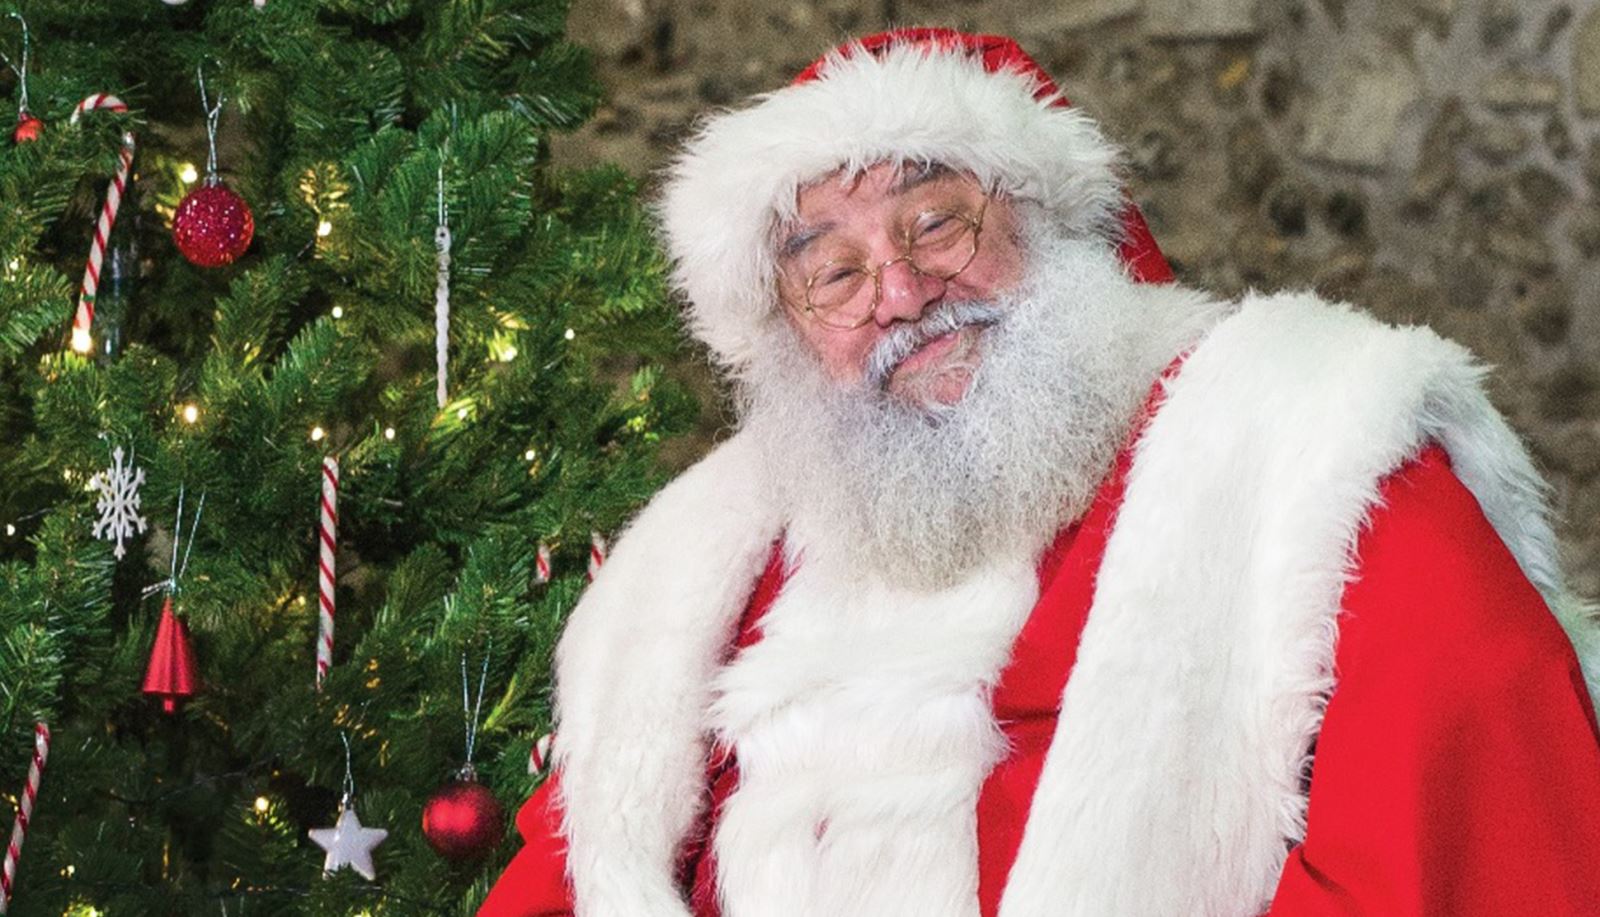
[421,775,505,862]
[173,181,254,267]
[13,112,42,144]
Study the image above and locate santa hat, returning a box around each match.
[658,28,1173,372]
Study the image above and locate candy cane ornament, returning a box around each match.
[534,541,552,585]
[0,723,50,914]
[68,94,135,354]
[528,732,553,776]
[586,532,606,583]
[315,457,338,689]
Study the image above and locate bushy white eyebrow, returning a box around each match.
[776,162,961,261]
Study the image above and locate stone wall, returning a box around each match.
[556,0,1600,592]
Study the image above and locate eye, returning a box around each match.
[910,211,967,249]
[816,264,865,288]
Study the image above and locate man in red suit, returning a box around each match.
[481,29,1600,916]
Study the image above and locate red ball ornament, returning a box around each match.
[13,112,42,144]
[173,181,254,267]
[421,769,505,861]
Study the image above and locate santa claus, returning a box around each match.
[480,29,1600,917]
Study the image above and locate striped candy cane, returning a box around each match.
[528,732,553,775]
[0,723,50,914]
[586,532,606,583]
[315,457,338,689]
[68,94,135,353]
[533,541,552,585]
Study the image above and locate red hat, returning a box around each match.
[658,28,1172,372]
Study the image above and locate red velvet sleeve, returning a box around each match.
[476,773,574,917]
[1270,445,1600,915]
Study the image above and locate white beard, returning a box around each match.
[739,222,1186,589]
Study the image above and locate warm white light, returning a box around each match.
[5,258,17,273]
[179,163,199,184]
[310,425,326,442]
[383,426,396,441]
[498,345,518,362]
[456,407,468,419]
[181,403,200,424]
[4,524,14,537]
[316,219,333,238]
[61,864,74,877]
[70,327,93,354]
[330,305,344,319]
[563,328,576,341]
[523,449,536,461]
[254,796,270,814]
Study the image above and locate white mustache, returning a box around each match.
[863,300,1006,389]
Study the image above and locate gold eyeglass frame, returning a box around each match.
[784,196,990,331]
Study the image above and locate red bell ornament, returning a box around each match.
[421,767,505,861]
[142,595,199,713]
[172,181,254,267]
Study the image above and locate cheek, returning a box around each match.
[970,211,1026,292]
[818,333,877,382]
[790,318,877,383]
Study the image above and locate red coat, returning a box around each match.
[480,442,1600,916]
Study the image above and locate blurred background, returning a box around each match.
[558,0,1600,593]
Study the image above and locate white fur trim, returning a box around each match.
[707,550,1037,916]
[999,291,1600,916]
[552,432,781,917]
[658,41,1123,373]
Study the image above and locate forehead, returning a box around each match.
[794,161,967,217]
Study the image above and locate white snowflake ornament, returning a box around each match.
[89,446,148,560]
[309,804,388,881]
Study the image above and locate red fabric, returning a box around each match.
[477,774,571,916]
[1269,447,1600,915]
[973,418,1137,912]
[789,28,1177,287]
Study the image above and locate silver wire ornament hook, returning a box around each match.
[169,483,183,589]
[339,730,356,810]
[459,643,491,776]
[178,491,205,585]
[0,11,30,115]
[152,484,206,597]
[195,59,226,183]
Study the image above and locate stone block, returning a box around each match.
[1038,0,1144,33]
[1145,0,1260,39]
[1300,59,1419,170]
[1576,8,1600,115]
[1470,120,1532,163]
[1481,69,1562,112]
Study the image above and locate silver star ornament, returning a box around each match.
[309,805,388,881]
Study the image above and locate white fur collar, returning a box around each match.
[998,290,1600,916]
[550,289,1599,917]
[707,549,1037,916]
[551,432,783,916]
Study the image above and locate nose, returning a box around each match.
[873,256,946,326]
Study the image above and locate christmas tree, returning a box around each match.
[0,2,695,913]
